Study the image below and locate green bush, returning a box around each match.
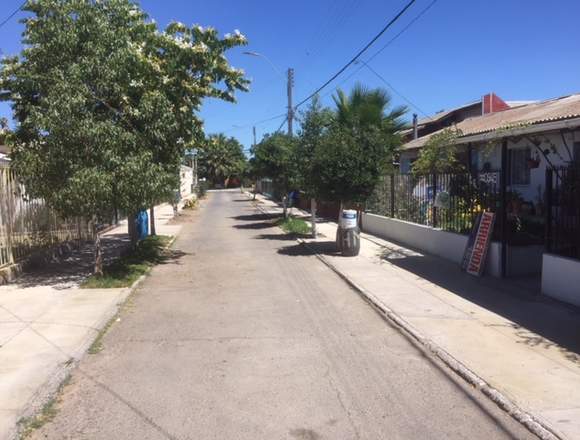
[197,181,209,198]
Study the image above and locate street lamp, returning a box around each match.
[242,51,284,79]
[243,51,294,136]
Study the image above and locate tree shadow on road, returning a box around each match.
[256,233,310,241]
[233,222,275,230]
[277,241,340,257]
[230,213,278,222]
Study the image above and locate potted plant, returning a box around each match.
[527,152,540,169]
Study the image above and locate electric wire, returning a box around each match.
[294,0,417,109]
[0,1,27,30]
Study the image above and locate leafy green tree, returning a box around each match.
[412,128,464,175]
[310,85,406,215]
[0,0,248,273]
[198,133,247,186]
[295,95,332,235]
[252,132,299,218]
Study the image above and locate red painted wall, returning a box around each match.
[482,93,510,114]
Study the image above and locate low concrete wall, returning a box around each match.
[362,213,502,277]
[362,213,467,263]
[542,253,580,307]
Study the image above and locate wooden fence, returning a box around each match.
[0,165,91,269]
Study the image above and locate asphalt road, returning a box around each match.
[32,190,535,440]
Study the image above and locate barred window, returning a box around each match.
[509,148,531,185]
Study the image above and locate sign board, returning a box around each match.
[461,212,495,276]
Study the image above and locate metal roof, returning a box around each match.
[400,94,580,150]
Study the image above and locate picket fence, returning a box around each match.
[0,165,91,269]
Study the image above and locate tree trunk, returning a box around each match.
[282,194,288,219]
[150,205,156,236]
[311,198,317,238]
[93,218,103,276]
[128,213,138,249]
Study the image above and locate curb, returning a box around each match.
[295,237,562,440]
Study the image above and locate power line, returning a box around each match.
[274,116,288,134]
[312,0,439,115]
[366,0,438,64]
[356,60,430,118]
[294,0,417,109]
[0,1,27,30]
[222,113,286,134]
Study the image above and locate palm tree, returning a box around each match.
[199,134,246,186]
[332,83,407,132]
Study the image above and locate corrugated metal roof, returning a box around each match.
[415,101,480,126]
[400,93,580,150]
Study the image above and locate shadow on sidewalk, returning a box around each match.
[12,234,131,290]
[10,232,188,290]
[377,243,580,364]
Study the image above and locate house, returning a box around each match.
[0,145,10,165]
[392,92,580,306]
[400,93,580,201]
[399,93,537,172]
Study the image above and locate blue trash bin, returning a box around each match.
[135,210,149,241]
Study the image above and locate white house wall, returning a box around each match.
[472,130,575,202]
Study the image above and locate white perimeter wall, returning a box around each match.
[542,254,580,307]
[180,165,194,198]
[362,213,501,277]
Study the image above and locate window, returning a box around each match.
[509,148,531,185]
[574,142,580,164]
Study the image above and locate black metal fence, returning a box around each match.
[546,166,580,260]
[366,172,501,235]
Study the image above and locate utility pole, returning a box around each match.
[252,126,257,200]
[287,68,294,136]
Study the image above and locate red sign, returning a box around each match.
[463,212,495,276]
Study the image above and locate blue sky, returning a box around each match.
[1,0,579,151]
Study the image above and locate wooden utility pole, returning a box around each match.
[253,126,257,200]
[287,68,294,136]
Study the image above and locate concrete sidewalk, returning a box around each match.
[254,193,580,440]
[0,203,182,440]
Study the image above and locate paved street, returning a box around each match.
[32,190,534,440]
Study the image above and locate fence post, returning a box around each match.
[432,173,438,228]
[545,168,553,253]
[390,174,395,218]
[500,140,508,278]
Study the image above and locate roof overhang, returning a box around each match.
[400,116,580,151]
[457,117,580,145]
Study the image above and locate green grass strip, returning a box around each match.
[276,216,311,236]
[81,235,172,289]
